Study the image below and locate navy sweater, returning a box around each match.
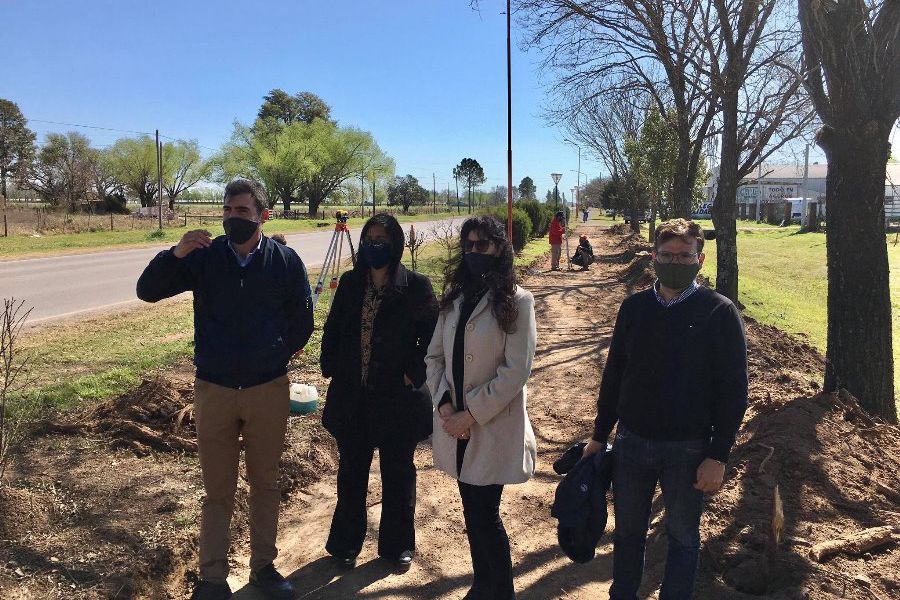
[593,286,748,462]
[136,235,314,389]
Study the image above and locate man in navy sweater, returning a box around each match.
[583,219,748,599]
[137,179,313,600]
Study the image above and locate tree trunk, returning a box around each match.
[308,193,323,218]
[649,201,657,243]
[280,191,292,213]
[820,126,896,423]
[712,91,740,303]
[671,137,694,219]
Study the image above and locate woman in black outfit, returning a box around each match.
[320,213,438,569]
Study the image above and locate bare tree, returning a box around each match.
[405,224,428,272]
[519,0,720,217]
[798,0,900,422]
[693,0,815,302]
[0,299,33,482]
[430,220,461,262]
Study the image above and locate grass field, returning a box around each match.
[0,210,462,259]
[700,226,900,406]
[12,234,550,418]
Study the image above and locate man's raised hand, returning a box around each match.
[173,229,212,258]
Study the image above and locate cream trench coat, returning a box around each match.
[425,286,538,486]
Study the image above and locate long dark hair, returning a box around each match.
[440,216,519,333]
[356,213,405,284]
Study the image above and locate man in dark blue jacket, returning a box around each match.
[137,179,313,600]
[583,219,748,600]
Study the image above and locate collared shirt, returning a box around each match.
[653,279,699,308]
[228,235,264,268]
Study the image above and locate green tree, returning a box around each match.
[0,99,35,203]
[518,176,537,200]
[628,107,678,240]
[258,89,332,125]
[106,136,160,207]
[581,177,605,209]
[299,122,389,217]
[387,175,429,212]
[21,132,94,210]
[161,140,211,209]
[453,158,485,214]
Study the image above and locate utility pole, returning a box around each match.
[372,178,377,215]
[360,174,365,217]
[506,0,513,241]
[156,129,163,230]
[455,174,460,215]
[433,173,436,215]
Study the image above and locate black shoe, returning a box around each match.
[190,580,232,600]
[395,550,413,571]
[331,552,357,569]
[249,564,294,600]
[461,587,489,600]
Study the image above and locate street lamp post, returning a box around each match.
[551,173,562,211]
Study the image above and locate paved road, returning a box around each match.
[2,217,465,325]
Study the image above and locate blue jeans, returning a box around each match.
[609,426,706,600]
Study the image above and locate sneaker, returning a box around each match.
[395,549,414,571]
[249,564,295,600]
[190,580,232,600]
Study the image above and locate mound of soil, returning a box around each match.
[0,486,53,540]
[45,377,197,456]
[699,322,900,599]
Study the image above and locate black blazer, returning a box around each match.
[320,264,438,442]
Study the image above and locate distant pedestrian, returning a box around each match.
[582,218,748,600]
[137,179,314,600]
[571,235,594,270]
[582,207,589,223]
[426,215,538,600]
[549,210,565,271]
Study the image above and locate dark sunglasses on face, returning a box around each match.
[463,239,493,253]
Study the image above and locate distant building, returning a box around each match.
[704,162,900,224]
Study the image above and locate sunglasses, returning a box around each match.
[463,239,493,253]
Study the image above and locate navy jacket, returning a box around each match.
[551,447,614,563]
[136,235,314,388]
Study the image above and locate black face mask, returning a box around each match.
[654,261,701,290]
[465,252,497,278]
[360,240,393,269]
[223,217,259,245]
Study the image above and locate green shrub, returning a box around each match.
[481,206,532,253]
[516,200,553,238]
[147,229,166,239]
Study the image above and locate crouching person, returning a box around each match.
[137,179,314,600]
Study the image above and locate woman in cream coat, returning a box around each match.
[426,215,537,600]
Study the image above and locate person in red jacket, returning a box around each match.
[549,210,565,271]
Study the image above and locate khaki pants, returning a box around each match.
[193,375,290,583]
[551,244,562,269]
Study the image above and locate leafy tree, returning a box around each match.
[387,175,429,213]
[87,147,123,203]
[106,136,160,207]
[453,158,485,214]
[627,107,678,240]
[0,99,35,203]
[581,177,605,209]
[799,0,900,423]
[21,132,94,210]
[518,176,537,200]
[299,122,389,217]
[258,89,332,125]
[214,120,316,212]
[161,140,211,209]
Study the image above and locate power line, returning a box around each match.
[26,118,219,153]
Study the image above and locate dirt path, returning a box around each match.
[224,225,635,599]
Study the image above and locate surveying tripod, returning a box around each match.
[312,211,356,307]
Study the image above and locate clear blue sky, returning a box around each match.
[4,0,602,198]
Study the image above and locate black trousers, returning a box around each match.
[326,434,417,560]
[458,481,515,600]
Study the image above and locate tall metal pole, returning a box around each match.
[361,174,365,217]
[506,0,513,241]
[433,172,437,215]
[801,144,810,227]
[372,178,376,214]
[576,146,581,211]
[156,129,163,230]
[455,174,460,214]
